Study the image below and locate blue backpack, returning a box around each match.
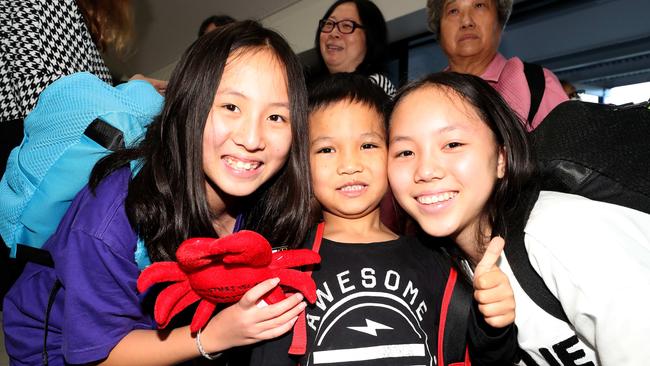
[0,72,163,270]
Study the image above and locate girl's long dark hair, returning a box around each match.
[90,20,312,261]
[393,72,537,253]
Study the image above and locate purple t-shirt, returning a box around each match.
[3,168,154,365]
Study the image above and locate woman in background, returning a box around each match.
[312,0,396,97]
[388,71,650,365]
[0,0,135,310]
[426,0,567,130]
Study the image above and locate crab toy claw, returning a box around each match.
[137,230,320,332]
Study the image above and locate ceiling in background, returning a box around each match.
[507,0,650,89]
[105,0,300,79]
[105,0,650,91]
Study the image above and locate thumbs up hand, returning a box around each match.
[473,236,516,328]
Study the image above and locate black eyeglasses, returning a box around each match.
[319,19,364,34]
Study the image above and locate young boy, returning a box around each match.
[248,73,518,365]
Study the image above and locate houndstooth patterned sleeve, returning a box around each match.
[0,0,113,123]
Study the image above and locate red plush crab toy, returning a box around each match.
[137,230,320,332]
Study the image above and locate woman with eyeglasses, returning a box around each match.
[314,0,403,234]
[312,0,396,97]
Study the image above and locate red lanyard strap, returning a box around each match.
[289,221,324,355]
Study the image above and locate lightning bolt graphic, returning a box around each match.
[347,319,393,336]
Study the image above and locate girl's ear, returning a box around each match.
[496,146,506,179]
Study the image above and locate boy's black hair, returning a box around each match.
[308,73,391,132]
[198,14,236,37]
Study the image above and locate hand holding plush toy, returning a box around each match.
[137,230,321,332]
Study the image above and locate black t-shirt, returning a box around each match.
[247,235,450,366]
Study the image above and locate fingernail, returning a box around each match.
[294,293,304,301]
[271,277,280,285]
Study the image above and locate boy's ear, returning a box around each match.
[496,146,506,179]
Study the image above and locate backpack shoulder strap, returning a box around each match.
[14,244,54,268]
[503,186,569,323]
[523,62,545,125]
[84,118,126,151]
[438,265,473,366]
[288,222,324,355]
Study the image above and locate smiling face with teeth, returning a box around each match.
[309,99,388,221]
[319,2,367,74]
[202,48,292,208]
[388,85,505,249]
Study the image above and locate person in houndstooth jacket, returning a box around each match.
[0,0,131,171]
[0,0,133,309]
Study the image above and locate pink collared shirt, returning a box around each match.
[481,53,568,131]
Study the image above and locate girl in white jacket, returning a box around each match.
[387,71,650,365]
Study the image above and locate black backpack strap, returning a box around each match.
[503,186,569,323]
[15,244,54,268]
[523,62,545,125]
[15,244,59,365]
[42,279,61,365]
[84,118,126,151]
[438,265,472,365]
